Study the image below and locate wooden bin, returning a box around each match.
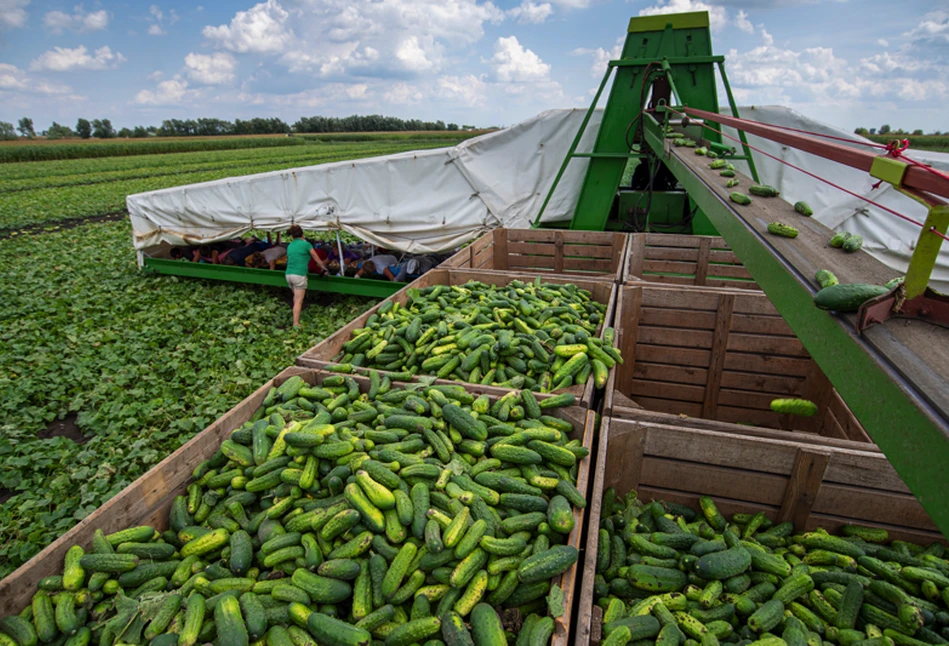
[605,284,872,443]
[625,233,759,290]
[0,367,596,646]
[442,229,627,281]
[575,416,941,646]
[297,267,618,408]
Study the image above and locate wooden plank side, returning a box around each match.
[615,287,642,394]
[722,353,812,377]
[695,236,712,286]
[637,326,715,349]
[640,307,718,330]
[630,379,706,403]
[640,456,789,506]
[635,362,709,386]
[562,257,615,272]
[720,371,804,395]
[702,293,734,418]
[637,345,711,368]
[707,264,755,280]
[507,241,557,257]
[778,448,831,529]
[730,313,796,336]
[643,259,699,275]
[726,333,810,357]
[645,247,701,262]
[561,243,616,259]
[812,484,937,531]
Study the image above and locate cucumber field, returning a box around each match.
[0,132,475,578]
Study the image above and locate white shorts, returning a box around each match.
[286,274,307,290]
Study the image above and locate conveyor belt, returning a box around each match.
[643,121,949,536]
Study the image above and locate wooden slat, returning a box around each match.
[707,264,754,280]
[641,287,723,310]
[626,234,646,281]
[723,352,812,377]
[643,259,699,275]
[645,233,726,248]
[640,307,718,330]
[726,333,810,357]
[615,287,642,393]
[804,514,944,545]
[507,241,557,256]
[703,293,734,418]
[720,370,804,394]
[637,344,711,368]
[634,362,709,386]
[493,231,508,270]
[561,243,616,259]
[647,274,696,285]
[812,484,936,530]
[638,326,714,349]
[645,247,700,262]
[630,379,706,403]
[695,237,712,286]
[633,396,704,417]
[708,249,741,264]
[717,405,784,428]
[778,447,831,528]
[507,255,557,269]
[730,313,795,336]
[717,389,789,411]
[731,295,781,316]
[706,279,760,290]
[562,257,614,272]
[640,456,789,505]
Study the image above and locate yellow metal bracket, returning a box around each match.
[870,155,908,187]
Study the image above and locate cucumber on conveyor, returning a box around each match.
[594,487,949,646]
[1,373,589,646]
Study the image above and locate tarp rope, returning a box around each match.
[663,107,949,243]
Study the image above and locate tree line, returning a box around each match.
[0,114,477,140]
[855,124,942,137]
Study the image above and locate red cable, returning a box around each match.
[665,107,949,243]
[730,119,889,150]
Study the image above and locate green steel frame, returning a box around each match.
[532,11,758,231]
[641,114,949,537]
[143,258,400,299]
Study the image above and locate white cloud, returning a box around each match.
[905,10,949,44]
[0,0,30,29]
[491,36,550,82]
[43,6,108,33]
[146,4,178,35]
[185,52,238,84]
[134,75,192,105]
[735,10,753,33]
[203,0,294,54]
[148,24,165,35]
[638,0,727,32]
[147,70,163,81]
[384,82,423,104]
[572,38,621,78]
[149,5,163,21]
[29,45,126,72]
[203,0,504,78]
[0,63,74,94]
[438,74,487,106]
[508,0,553,23]
[877,38,889,47]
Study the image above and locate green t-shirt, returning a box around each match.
[285,238,312,276]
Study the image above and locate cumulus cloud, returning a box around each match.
[148,24,165,35]
[1,0,30,29]
[735,10,753,33]
[202,0,504,78]
[0,63,74,94]
[437,74,487,106]
[203,0,294,53]
[491,36,550,83]
[877,38,889,47]
[134,75,192,105]
[507,1,553,24]
[43,6,108,33]
[30,45,126,72]
[185,52,238,84]
[384,82,423,104]
[146,4,178,35]
[639,0,727,32]
[904,10,949,44]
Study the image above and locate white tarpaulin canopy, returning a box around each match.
[128,106,949,290]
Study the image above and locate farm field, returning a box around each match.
[865,133,949,152]
[0,132,475,578]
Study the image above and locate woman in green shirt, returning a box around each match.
[285,225,328,327]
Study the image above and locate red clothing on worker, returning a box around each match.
[308,247,329,273]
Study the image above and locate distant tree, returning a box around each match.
[447,123,459,131]
[0,121,16,140]
[879,124,891,135]
[117,127,133,138]
[76,118,92,139]
[933,131,943,136]
[854,127,869,136]
[462,124,476,130]
[869,128,877,135]
[132,125,148,138]
[47,122,75,139]
[912,129,924,136]
[92,119,116,139]
[17,117,35,138]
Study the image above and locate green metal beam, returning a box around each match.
[643,116,949,537]
[143,258,399,298]
[609,55,725,66]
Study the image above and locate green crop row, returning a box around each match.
[0,219,375,577]
[0,140,455,229]
[0,136,311,163]
[864,134,949,152]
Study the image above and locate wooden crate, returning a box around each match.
[442,229,627,281]
[0,367,596,646]
[605,284,872,443]
[624,233,760,290]
[575,416,941,646]
[297,268,618,408]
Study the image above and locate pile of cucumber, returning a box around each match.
[1,373,590,646]
[331,278,621,393]
[594,489,949,646]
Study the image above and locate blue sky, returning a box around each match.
[0,0,946,132]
